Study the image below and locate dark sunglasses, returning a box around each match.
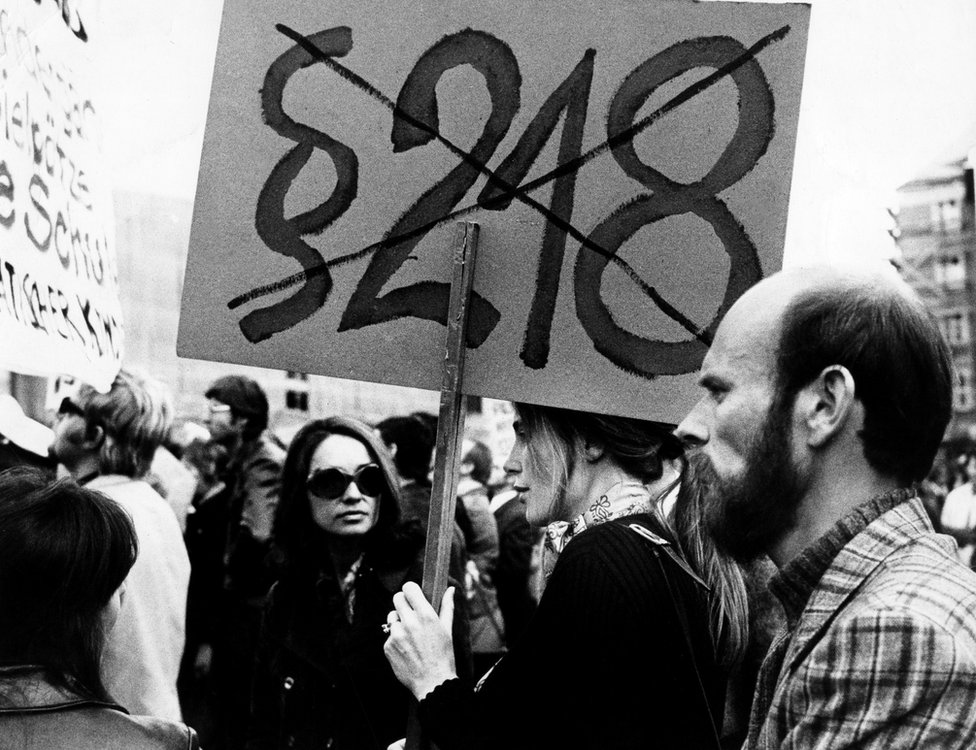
[57,397,85,418]
[306,464,385,500]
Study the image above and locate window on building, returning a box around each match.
[940,311,971,346]
[285,371,310,412]
[931,200,962,232]
[935,254,966,287]
[955,365,975,413]
[285,390,309,411]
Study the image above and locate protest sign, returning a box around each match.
[179,0,810,424]
[0,0,122,391]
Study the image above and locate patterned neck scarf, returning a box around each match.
[540,480,652,584]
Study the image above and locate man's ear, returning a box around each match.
[81,422,105,450]
[796,365,857,448]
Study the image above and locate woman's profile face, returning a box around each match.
[307,433,382,537]
[506,419,567,527]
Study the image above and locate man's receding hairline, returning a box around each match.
[777,262,916,304]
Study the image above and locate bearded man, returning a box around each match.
[677,262,976,749]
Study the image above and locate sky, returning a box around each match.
[90,0,976,268]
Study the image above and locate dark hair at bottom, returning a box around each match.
[0,467,138,704]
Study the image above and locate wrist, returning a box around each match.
[411,668,458,701]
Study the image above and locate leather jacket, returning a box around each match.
[0,668,199,750]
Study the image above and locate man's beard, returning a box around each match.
[692,396,809,563]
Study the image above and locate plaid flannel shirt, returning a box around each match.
[747,496,976,749]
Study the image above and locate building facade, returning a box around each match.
[894,154,976,451]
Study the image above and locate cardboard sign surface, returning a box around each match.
[179,0,810,423]
[0,0,122,391]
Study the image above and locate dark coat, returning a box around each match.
[247,560,471,750]
[223,433,286,604]
[492,494,541,646]
[418,515,726,750]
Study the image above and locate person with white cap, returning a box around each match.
[0,393,56,474]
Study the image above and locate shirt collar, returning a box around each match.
[769,487,915,627]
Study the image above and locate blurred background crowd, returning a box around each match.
[0,367,544,749]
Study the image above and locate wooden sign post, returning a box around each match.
[405,221,480,750]
[423,221,480,604]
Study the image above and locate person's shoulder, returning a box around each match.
[572,514,669,547]
[27,706,200,750]
[799,604,976,739]
[564,517,637,550]
[107,711,200,750]
[89,476,178,521]
[834,536,976,649]
[559,517,671,579]
[255,432,287,464]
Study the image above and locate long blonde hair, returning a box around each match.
[669,453,749,667]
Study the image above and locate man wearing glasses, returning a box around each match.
[200,375,285,750]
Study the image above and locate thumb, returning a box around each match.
[439,585,455,630]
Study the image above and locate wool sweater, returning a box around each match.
[419,514,725,750]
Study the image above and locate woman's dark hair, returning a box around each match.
[0,466,137,703]
[272,416,423,581]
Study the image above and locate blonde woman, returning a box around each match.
[383,403,748,750]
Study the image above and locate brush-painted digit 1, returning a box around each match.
[338,30,520,347]
[477,50,595,369]
[575,36,773,377]
[241,27,359,344]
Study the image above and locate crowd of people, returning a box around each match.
[3,261,976,749]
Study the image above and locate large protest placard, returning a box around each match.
[0,0,122,392]
[179,0,810,424]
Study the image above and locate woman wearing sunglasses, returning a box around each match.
[383,404,749,750]
[246,416,470,750]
